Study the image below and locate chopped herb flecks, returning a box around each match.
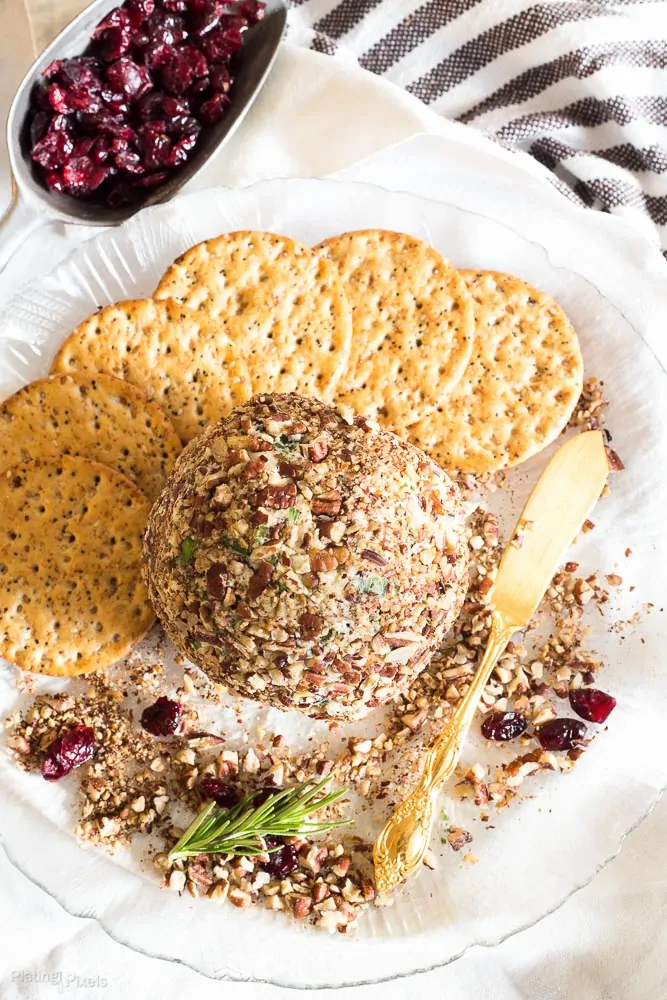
[352,574,388,597]
[222,536,251,559]
[178,536,197,566]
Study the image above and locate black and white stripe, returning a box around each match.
[286,0,667,246]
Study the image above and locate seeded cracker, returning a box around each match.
[50,298,252,443]
[154,231,353,401]
[0,372,182,502]
[410,270,584,473]
[315,230,475,435]
[0,456,154,675]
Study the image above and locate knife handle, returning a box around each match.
[420,611,517,790]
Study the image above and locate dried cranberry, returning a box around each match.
[569,688,617,724]
[105,57,152,98]
[126,0,156,30]
[93,9,134,62]
[162,0,188,10]
[31,128,73,170]
[141,696,182,736]
[200,778,239,808]
[58,57,104,91]
[537,717,587,751]
[100,89,131,116]
[91,136,112,163]
[137,122,171,168]
[183,46,208,78]
[47,83,72,113]
[42,59,64,81]
[168,114,201,136]
[30,111,51,146]
[42,725,95,781]
[481,711,527,742]
[145,10,187,46]
[63,157,111,194]
[201,25,244,63]
[72,136,96,157]
[261,836,298,878]
[44,170,65,192]
[143,41,174,69]
[167,132,198,166]
[187,76,211,101]
[238,1,265,24]
[209,63,231,93]
[137,92,189,120]
[80,110,134,141]
[110,135,131,154]
[191,0,225,36]
[161,54,195,95]
[93,6,131,38]
[198,92,229,124]
[115,149,145,174]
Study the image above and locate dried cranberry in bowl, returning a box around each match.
[26,0,266,207]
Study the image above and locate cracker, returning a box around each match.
[154,230,352,401]
[0,373,181,502]
[0,456,155,676]
[315,229,475,434]
[50,298,253,444]
[410,270,584,473]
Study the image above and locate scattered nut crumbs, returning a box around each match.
[4,382,631,931]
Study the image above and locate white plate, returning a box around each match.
[0,178,666,989]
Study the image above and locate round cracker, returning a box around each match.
[0,456,155,676]
[0,373,181,502]
[50,298,253,444]
[410,270,584,473]
[316,230,475,434]
[154,230,352,401]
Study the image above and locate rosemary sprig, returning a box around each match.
[168,776,351,862]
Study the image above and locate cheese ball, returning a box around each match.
[143,394,468,721]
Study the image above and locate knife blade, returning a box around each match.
[491,430,610,628]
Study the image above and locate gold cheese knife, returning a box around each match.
[373,430,610,894]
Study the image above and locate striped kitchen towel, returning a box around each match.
[287,0,667,249]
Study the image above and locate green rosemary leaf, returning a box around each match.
[168,777,350,862]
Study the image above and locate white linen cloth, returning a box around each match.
[0,35,666,1000]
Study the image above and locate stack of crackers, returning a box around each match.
[0,228,584,677]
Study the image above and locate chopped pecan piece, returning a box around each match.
[309,550,339,573]
[240,458,268,480]
[291,896,312,920]
[206,564,227,600]
[299,612,323,639]
[278,460,300,478]
[256,483,297,509]
[248,561,274,600]
[311,490,342,516]
[605,446,625,471]
[305,439,329,462]
[447,828,473,852]
[360,549,387,566]
[247,436,273,452]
